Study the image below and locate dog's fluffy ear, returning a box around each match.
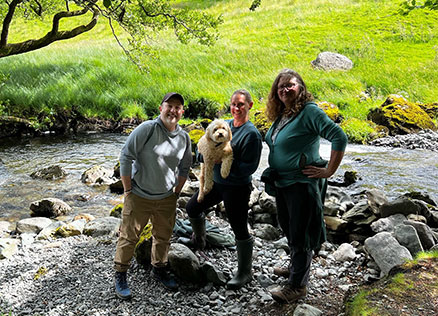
[205,121,215,141]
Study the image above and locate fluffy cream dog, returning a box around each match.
[197,119,233,202]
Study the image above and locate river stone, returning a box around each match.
[370,214,407,233]
[407,214,427,224]
[30,165,67,180]
[16,217,53,234]
[311,52,353,71]
[201,261,227,285]
[83,217,121,237]
[0,238,20,259]
[20,233,35,247]
[394,224,424,257]
[109,204,123,218]
[379,197,420,218]
[333,243,357,262]
[37,221,65,240]
[253,223,281,240]
[81,165,114,185]
[365,189,388,216]
[168,243,202,283]
[293,303,323,316]
[341,200,372,223]
[109,179,124,193]
[73,213,96,222]
[403,191,437,206]
[403,220,436,250]
[272,236,289,252]
[180,181,198,197]
[252,213,276,226]
[30,198,72,218]
[324,216,348,232]
[258,192,277,214]
[364,232,412,276]
[56,219,86,237]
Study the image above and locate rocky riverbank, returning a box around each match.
[1,165,438,315]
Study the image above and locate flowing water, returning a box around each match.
[1,134,437,223]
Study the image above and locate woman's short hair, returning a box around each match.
[231,89,253,104]
[265,69,313,121]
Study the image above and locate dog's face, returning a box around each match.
[206,120,232,143]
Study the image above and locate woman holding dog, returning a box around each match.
[183,89,263,290]
[264,69,347,304]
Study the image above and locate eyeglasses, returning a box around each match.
[278,82,300,91]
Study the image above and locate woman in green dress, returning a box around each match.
[264,69,348,304]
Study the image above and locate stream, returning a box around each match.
[0,133,437,223]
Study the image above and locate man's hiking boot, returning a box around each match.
[114,271,132,300]
[273,266,290,278]
[270,284,307,304]
[152,266,178,291]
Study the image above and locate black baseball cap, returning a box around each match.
[161,92,184,105]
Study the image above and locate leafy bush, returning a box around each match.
[184,97,221,120]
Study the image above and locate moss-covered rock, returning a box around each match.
[252,110,271,138]
[317,101,343,123]
[134,223,153,266]
[418,102,438,121]
[110,203,123,218]
[367,95,437,135]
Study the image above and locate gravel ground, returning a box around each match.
[0,215,369,316]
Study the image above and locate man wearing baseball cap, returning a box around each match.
[114,92,192,299]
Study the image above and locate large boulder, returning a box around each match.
[83,217,121,237]
[30,198,72,218]
[367,95,436,135]
[16,217,52,234]
[403,220,436,250]
[394,224,424,257]
[168,243,202,283]
[311,52,353,71]
[370,214,407,233]
[364,232,412,276]
[379,197,420,218]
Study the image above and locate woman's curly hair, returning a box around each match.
[265,69,313,122]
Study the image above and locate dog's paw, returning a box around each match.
[197,195,204,203]
[220,169,230,179]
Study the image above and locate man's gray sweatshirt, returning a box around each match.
[119,117,192,200]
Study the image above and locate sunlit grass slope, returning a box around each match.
[1,0,437,121]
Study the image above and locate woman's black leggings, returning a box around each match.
[185,182,252,241]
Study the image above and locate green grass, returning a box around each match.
[1,0,438,125]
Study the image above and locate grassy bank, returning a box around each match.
[1,0,438,131]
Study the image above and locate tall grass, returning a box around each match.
[1,0,437,121]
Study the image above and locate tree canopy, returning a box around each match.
[400,0,438,14]
[0,0,222,59]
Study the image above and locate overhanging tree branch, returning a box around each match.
[0,6,99,58]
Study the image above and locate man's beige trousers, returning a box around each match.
[114,192,177,272]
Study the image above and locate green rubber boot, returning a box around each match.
[179,216,206,250]
[227,237,253,290]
